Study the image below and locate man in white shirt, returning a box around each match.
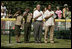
[33,4,43,43]
[43,4,55,43]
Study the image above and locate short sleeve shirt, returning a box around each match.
[15,15,23,25]
[55,10,62,19]
[43,10,55,26]
[33,10,43,21]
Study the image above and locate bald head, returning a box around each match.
[36,4,40,11]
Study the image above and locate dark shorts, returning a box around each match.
[15,25,21,36]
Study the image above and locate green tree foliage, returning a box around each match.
[1,1,71,14]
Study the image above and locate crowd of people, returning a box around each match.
[1,2,71,43]
[1,2,71,19]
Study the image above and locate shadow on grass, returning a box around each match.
[41,41,59,43]
[1,46,33,48]
[20,41,59,43]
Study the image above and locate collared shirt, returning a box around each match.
[26,13,32,23]
[15,15,23,25]
[23,12,32,23]
[43,10,56,26]
[33,10,43,21]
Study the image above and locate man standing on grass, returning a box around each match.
[23,7,32,43]
[43,4,55,44]
[33,4,43,43]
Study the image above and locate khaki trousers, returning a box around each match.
[44,25,54,42]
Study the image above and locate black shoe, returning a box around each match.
[16,41,22,43]
[35,41,38,43]
[38,41,41,43]
[24,41,29,43]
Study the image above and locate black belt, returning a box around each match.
[35,20,43,22]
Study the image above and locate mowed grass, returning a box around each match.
[1,35,71,48]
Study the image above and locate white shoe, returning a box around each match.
[50,41,54,44]
[44,41,47,43]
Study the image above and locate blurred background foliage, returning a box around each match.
[1,1,71,14]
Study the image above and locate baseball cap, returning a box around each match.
[64,4,68,7]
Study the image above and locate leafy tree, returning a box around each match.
[1,1,71,14]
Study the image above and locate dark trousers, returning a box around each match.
[24,22,31,42]
[15,25,21,37]
[33,21,43,42]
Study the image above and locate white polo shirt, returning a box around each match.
[43,10,56,26]
[33,10,43,21]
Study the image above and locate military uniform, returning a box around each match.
[23,12,32,42]
[15,15,23,37]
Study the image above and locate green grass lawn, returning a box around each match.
[1,35,71,48]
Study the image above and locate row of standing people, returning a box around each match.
[1,3,71,33]
[14,4,71,43]
[1,3,71,43]
[14,4,56,43]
